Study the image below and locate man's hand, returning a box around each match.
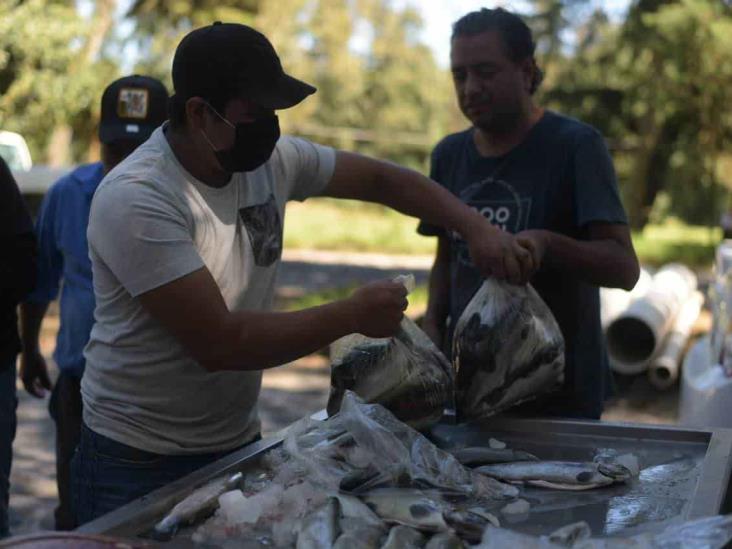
[515,229,549,275]
[19,349,53,398]
[465,218,535,285]
[345,280,408,338]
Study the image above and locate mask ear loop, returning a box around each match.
[203,101,236,129]
[200,128,220,152]
[200,100,235,153]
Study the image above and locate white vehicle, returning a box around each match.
[0,130,70,195]
[0,130,32,172]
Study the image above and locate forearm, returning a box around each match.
[140,267,406,373]
[328,153,490,241]
[377,162,489,239]
[204,300,357,372]
[20,301,49,354]
[539,230,639,290]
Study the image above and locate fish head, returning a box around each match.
[444,509,490,542]
[598,463,632,481]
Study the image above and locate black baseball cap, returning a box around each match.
[172,22,316,110]
[99,75,168,144]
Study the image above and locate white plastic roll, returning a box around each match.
[647,292,704,390]
[600,268,652,328]
[716,240,732,277]
[607,263,697,375]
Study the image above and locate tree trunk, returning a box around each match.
[45,0,116,164]
[46,125,73,167]
[625,116,684,229]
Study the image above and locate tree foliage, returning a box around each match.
[1,0,730,227]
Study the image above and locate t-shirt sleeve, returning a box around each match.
[573,129,628,228]
[88,180,204,297]
[277,136,336,201]
[417,146,448,237]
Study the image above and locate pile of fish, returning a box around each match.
[453,279,565,421]
[166,393,659,548]
[153,396,732,548]
[148,393,732,547]
[186,392,517,546]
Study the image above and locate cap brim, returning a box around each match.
[250,73,316,110]
[99,123,159,144]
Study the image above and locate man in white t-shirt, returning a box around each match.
[73,22,534,524]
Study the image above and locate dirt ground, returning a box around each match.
[6,252,687,536]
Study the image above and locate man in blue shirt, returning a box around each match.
[18,75,168,530]
[419,9,640,419]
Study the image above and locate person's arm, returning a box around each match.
[321,151,533,284]
[422,236,451,346]
[19,301,53,397]
[138,268,408,372]
[19,184,64,397]
[0,158,37,304]
[517,127,639,290]
[516,223,639,290]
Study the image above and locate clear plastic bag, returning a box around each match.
[478,514,732,548]
[292,391,518,501]
[328,299,453,429]
[453,279,565,421]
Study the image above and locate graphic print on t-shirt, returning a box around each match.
[238,194,283,267]
[454,177,532,266]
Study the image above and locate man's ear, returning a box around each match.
[185,97,208,130]
[520,57,535,93]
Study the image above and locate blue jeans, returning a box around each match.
[71,423,258,525]
[0,363,17,538]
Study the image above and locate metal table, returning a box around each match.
[76,413,732,544]
[427,417,732,537]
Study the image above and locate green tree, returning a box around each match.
[125,0,260,87]
[544,0,732,228]
[0,0,118,164]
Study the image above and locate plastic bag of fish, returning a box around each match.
[190,392,517,547]
[453,279,565,421]
[293,391,517,501]
[328,312,453,429]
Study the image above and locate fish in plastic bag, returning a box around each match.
[328,276,453,429]
[453,279,564,421]
[289,391,518,501]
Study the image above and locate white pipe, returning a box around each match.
[600,268,652,328]
[607,263,697,375]
[716,240,732,276]
[647,292,704,390]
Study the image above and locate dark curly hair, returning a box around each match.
[452,8,544,95]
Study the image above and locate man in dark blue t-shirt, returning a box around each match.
[419,8,640,419]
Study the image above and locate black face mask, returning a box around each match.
[202,106,280,173]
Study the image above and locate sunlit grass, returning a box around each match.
[277,283,429,318]
[284,198,436,255]
[285,199,718,267]
[631,219,719,267]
